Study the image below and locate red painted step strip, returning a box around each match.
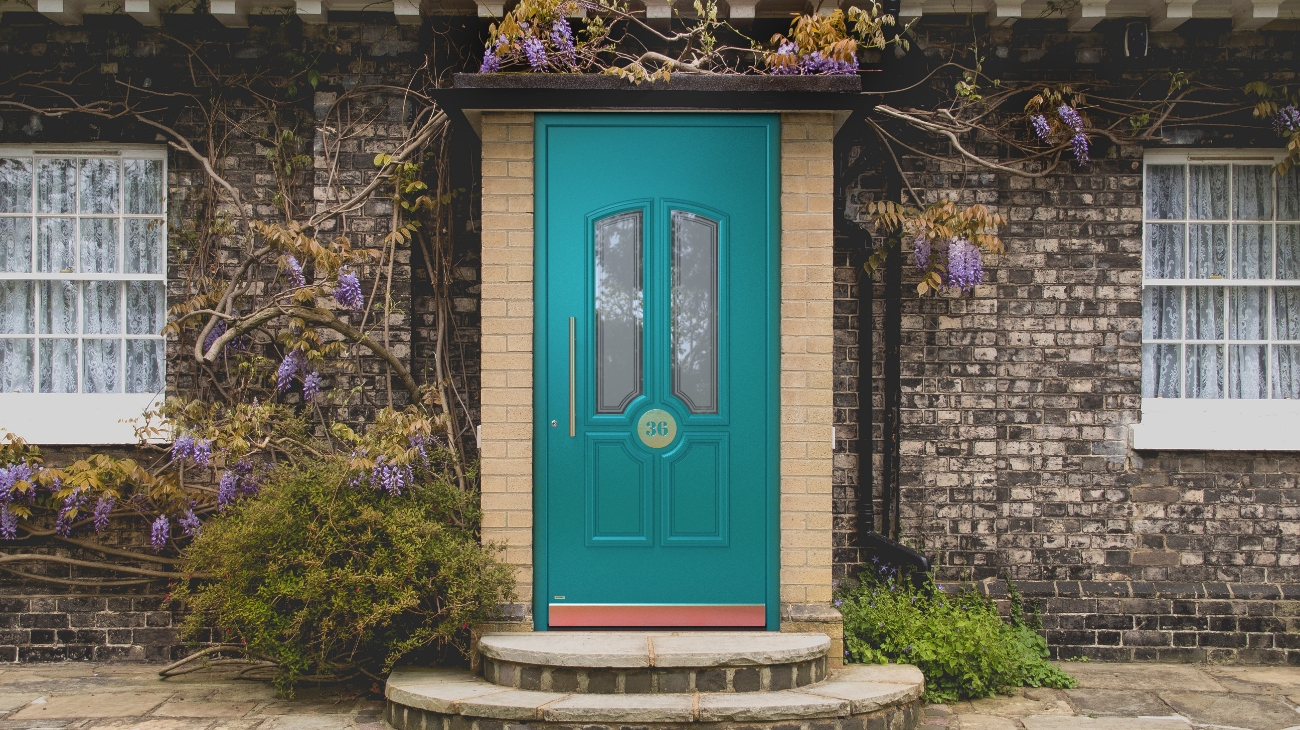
[548,604,766,627]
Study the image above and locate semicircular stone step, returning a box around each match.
[477,631,831,693]
[385,663,925,730]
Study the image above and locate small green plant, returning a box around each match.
[171,448,514,694]
[839,565,1077,703]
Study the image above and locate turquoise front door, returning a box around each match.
[534,113,780,630]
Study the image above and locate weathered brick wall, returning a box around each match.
[833,19,1300,661]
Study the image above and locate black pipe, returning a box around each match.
[855,241,874,539]
[881,232,901,540]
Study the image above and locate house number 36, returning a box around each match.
[637,409,677,449]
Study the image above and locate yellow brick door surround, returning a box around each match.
[477,111,838,647]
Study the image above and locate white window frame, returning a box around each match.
[0,145,167,445]
[1132,148,1300,451]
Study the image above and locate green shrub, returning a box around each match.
[839,570,1077,703]
[172,458,514,694]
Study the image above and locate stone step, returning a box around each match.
[385,663,924,729]
[477,631,830,693]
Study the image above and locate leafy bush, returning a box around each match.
[839,568,1077,703]
[172,452,514,694]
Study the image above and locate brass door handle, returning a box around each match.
[568,317,576,438]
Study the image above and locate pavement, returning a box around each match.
[0,661,1297,729]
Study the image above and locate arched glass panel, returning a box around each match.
[594,211,643,414]
[671,211,718,414]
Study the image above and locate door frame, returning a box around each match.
[532,112,782,631]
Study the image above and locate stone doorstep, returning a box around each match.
[477,631,831,669]
[386,664,923,724]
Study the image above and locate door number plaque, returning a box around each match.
[637,409,677,449]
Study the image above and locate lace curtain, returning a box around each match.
[1144,162,1300,399]
[0,155,165,394]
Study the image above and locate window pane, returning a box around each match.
[1279,225,1300,280]
[1146,224,1184,278]
[1233,224,1272,279]
[125,218,163,274]
[671,211,719,414]
[126,281,165,335]
[79,218,118,273]
[124,159,162,215]
[1280,167,1300,221]
[1142,286,1181,340]
[83,281,121,335]
[36,159,75,214]
[126,339,164,393]
[1229,287,1266,340]
[79,159,118,214]
[38,280,77,335]
[1188,225,1227,278]
[1233,165,1273,221]
[1146,165,1185,219]
[39,338,77,393]
[1186,287,1224,340]
[1189,165,1228,219]
[1229,344,1267,398]
[1274,287,1300,340]
[594,211,643,414]
[0,280,33,334]
[0,158,32,213]
[1142,343,1180,398]
[82,338,120,393]
[37,217,75,272]
[0,339,33,393]
[0,219,32,273]
[1186,344,1223,399]
[1272,345,1300,398]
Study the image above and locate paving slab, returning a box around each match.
[957,692,1073,717]
[1022,717,1189,730]
[697,689,848,721]
[76,719,217,730]
[385,668,507,713]
[0,695,42,713]
[1158,691,1300,730]
[150,700,259,717]
[650,633,829,667]
[958,716,1021,730]
[1064,689,1170,717]
[834,663,926,686]
[799,679,922,714]
[1062,664,1227,693]
[543,692,696,723]
[1202,666,1300,693]
[11,691,173,720]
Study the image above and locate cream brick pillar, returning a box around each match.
[778,112,839,663]
[479,111,537,629]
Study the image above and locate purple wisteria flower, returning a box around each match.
[217,459,258,509]
[368,456,413,497]
[1274,105,1300,135]
[171,434,212,467]
[523,37,547,71]
[334,267,364,312]
[285,255,306,287]
[1070,132,1091,166]
[0,505,15,540]
[54,488,87,538]
[92,495,114,533]
[203,318,227,352]
[302,370,322,402]
[276,349,306,393]
[179,508,201,537]
[913,237,932,270]
[1031,114,1051,141]
[0,463,33,500]
[944,238,984,292]
[1057,104,1084,132]
[150,514,170,552]
[551,20,575,66]
[479,49,501,73]
[771,42,856,75]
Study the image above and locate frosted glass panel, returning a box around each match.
[80,218,118,273]
[0,339,33,393]
[1189,165,1228,220]
[125,218,163,274]
[1146,224,1184,278]
[0,280,33,334]
[1234,165,1273,220]
[39,280,77,335]
[1147,165,1185,219]
[0,159,32,213]
[79,159,118,214]
[0,219,31,273]
[126,281,165,334]
[126,339,164,393]
[594,211,643,414]
[124,159,162,215]
[37,159,75,214]
[40,338,77,393]
[671,211,719,414]
[83,281,121,335]
[82,338,120,393]
[37,217,76,272]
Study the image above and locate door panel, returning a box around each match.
[535,113,779,630]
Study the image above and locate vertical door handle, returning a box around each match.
[568,317,576,437]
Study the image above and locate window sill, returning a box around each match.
[0,393,162,445]
[1131,398,1300,451]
